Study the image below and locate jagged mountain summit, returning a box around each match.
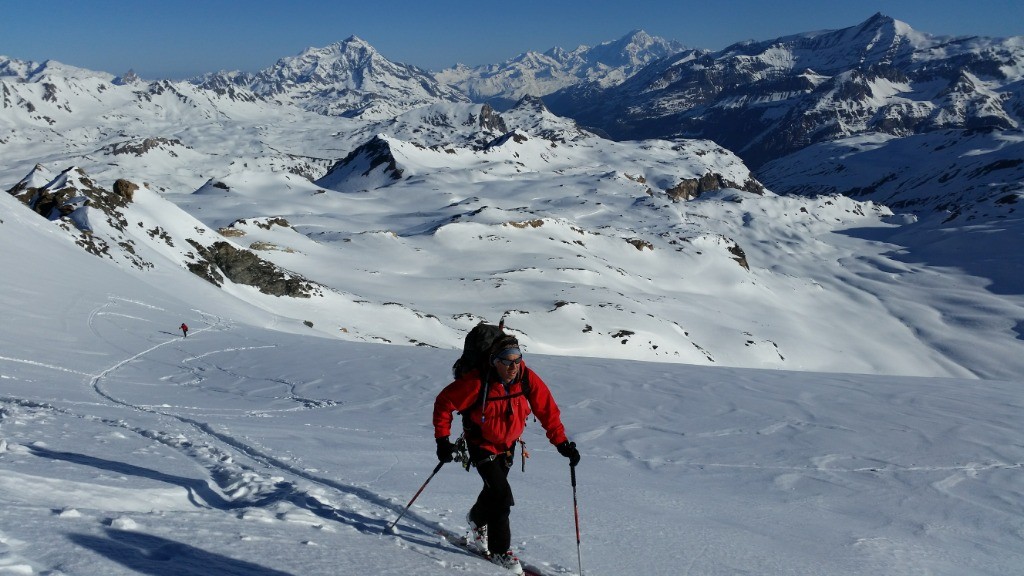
[196,36,469,119]
[435,29,687,109]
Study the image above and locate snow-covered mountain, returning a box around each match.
[435,30,687,109]
[3,187,1023,575]
[3,18,1024,381]
[550,14,1023,167]
[534,14,1024,287]
[3,20,1024,576]
[196,36,469,119]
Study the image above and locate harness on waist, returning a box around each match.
[453,433,530,472]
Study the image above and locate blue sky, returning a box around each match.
[2,0,1021,79]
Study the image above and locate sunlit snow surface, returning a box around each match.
[3,41,1024,575]
[2,180,1023,576]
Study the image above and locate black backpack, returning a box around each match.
[452,321,507,379]
[452,321,533,444]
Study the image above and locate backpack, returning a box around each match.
[452,320,533,447]
[452,321,507,379]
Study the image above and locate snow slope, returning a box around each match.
[2,22,1023,575]
[4,37,1024,380]
[2,182,1023,576]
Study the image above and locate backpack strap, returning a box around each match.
[461,367,531,424]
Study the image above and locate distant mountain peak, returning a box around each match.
[113,69,141,86]
[861,11,892,27]
[271,38,384,81]
[198,37,467,119]
[340,34,369,45]
[297,35,379,62]
[436,29,686,106]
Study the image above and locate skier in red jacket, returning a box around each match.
[433,334,580,574]
[180,323,188,338]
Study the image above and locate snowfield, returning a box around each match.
[3,19,1024,575]
[2,175,1023,576]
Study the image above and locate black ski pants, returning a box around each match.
[468,445,516,554]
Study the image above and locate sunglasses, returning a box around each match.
[495,356,522,367]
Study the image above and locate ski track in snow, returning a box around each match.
[83,301,393,518]
[1,296,514,574]
[0,356,91,376]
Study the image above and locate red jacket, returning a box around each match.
[433,362,568,454]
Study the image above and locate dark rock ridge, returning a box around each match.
[318,135,404,186]
[666,173,765,201]
[186,240,321,298]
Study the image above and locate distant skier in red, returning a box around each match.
[180,323,188,338]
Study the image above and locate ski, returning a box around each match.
[436,527,557,576]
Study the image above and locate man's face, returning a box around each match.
[494,352,522,380]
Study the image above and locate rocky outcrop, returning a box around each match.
[112,179,138,202]
[7,168,153,269]
[666,173,765,201]
[6,167,123,226]
[7,165,325,297]
[103,137,188,157]
[186,239,321,298]
[476,103,507,133]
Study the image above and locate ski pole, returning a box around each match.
[570,463,583,575]
[384,460,444,533]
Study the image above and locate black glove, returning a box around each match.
[436,437,455,463]
[557,440,581,466]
